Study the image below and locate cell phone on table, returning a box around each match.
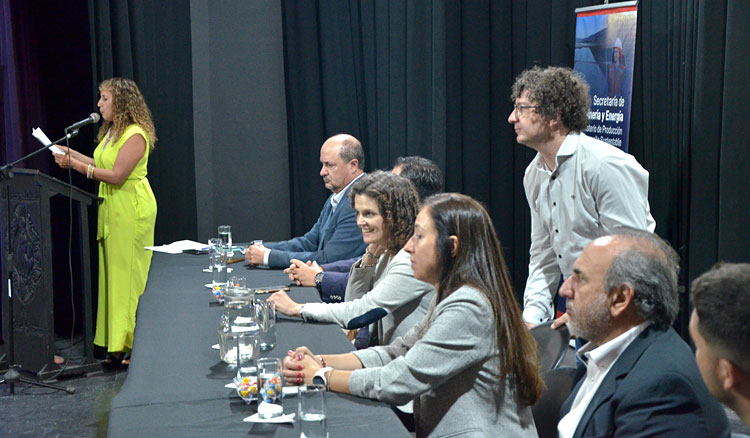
[183,249,208,255]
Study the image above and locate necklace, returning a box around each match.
[102,129,114,149]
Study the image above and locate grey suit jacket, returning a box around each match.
[302,249,434,346]
[264,181,366,268]
[349,286,538,438]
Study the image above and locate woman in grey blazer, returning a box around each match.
[269,171,435,347]
[283,193,543,437]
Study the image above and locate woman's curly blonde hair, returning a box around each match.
[96,77,157,151]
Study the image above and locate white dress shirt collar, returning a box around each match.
[532,132,580,173]
[576,320,649,368]
[556,132,579,158]
[330,172,364,212]
[558,321,651,438]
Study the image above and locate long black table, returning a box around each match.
[107,252,409,437]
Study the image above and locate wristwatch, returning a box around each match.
[312,366,333,389]
[314,271,324,290]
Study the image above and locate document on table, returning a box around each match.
[146,240,206,254]
[32,127,64,155]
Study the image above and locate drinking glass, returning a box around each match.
[227,275,246,291]
[256,358,284,418]
[256,298,277,352]
[207,237,222,271]
[218,225,232,250]
[298,385,328,438]
[233,332,259,403]
[211,244,228,300]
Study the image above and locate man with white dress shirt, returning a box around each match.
[556,230,729,438]
[508,66,655,327]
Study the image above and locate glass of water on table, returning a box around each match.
[256,357,284,419]
[207,237,222,271]
[299,385,328,437]
[218,225,232,253]
[211,243,228,300]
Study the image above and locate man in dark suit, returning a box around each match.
[555,229,730,437]
[690,263,750,427]
[244,134,367,269]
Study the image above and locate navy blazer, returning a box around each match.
[318,256,359,303]
[264,183,366,269]
[560,326,730,438]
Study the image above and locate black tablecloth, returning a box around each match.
[107,252,409,437]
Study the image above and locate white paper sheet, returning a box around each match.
[145,240,207,254]
[32,127,64,155]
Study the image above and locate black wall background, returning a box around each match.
[6,0,750,337]
[189,0,290,242]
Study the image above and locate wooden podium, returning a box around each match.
[1,168,102,378]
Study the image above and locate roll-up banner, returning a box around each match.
[574,1,637,152]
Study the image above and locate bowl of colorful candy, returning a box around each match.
[213,283,226,303]
[233,375,258,404]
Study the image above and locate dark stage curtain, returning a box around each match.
[1,0,96,342]
[629,1,697,335]
[630,0,750,333]
[688,2,750,280]
[1,0,96,175]
[88,0,196,244]
[1,0,47,170]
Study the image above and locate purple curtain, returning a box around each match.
[1,0,96,348]
[1,0,22,164]
[0,0,16,346]
[1,0,45,168]
[1,0,48,346]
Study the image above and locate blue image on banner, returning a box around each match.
[574,7,637,152]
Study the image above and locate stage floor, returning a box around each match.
[0,362,126,437]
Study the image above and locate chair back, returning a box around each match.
[532,367,577,438]
[529,321,570,372]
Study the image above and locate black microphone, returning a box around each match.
[65,112,101,132]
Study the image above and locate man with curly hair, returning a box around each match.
[508,66,655,328]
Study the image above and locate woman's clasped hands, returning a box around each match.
[282,346,322,386]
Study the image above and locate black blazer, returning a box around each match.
[560,326,730,438]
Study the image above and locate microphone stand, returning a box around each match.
[0,129,81,395]
[0,129,81,174]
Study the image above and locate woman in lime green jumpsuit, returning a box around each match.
[53,78,157,363]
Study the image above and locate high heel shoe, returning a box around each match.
[100,352,124,369]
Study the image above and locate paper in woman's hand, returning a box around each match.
[32,127,64,155]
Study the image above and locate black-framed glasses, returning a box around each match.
[514,104,538,117]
